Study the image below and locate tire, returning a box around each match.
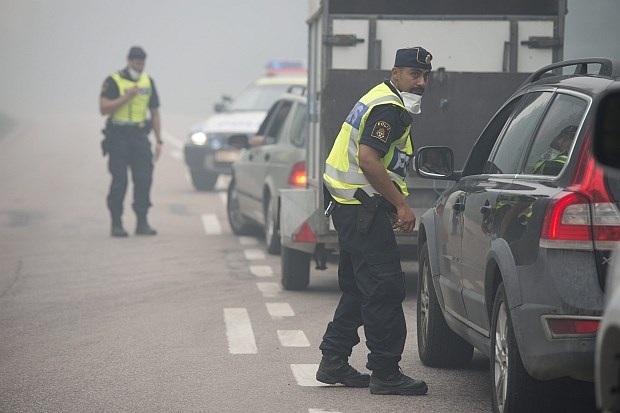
[264,194,281,255]
[490,283,551,413]
[226,178,254,235]
[190,169,218,191]
[417,242,474,367]
[281,246,310,290]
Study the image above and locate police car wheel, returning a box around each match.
[416,242,473,368]
[190,169,218,191]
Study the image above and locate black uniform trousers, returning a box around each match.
[106,125,153,222]
[319,202,407,374]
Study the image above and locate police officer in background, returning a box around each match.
[99,46,162,237]
[316,47,432,396]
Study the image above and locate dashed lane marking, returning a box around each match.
[290,364,329,387]
[266,302,294,318]
[244,249,266,260]
[223,308,257,354]
[239,236,259,245]
[201,214,222,235]
[256,282,281,298]
[277,330,310,347]
[250,265,273,277]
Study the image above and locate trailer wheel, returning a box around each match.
[281,246,310,290]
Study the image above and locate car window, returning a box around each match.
[263,101,292,145]
[461,97,522,176]
[523,93,588,176]
[485,92,553,175]
[289,103,308,148]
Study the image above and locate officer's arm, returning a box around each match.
[150,108,162,143]
[99,87,139,115]
[358,144,415,231]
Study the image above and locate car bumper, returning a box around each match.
[511,249,605,381]
[183,144,236,175]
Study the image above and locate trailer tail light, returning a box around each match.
[543,316,600,339]
[540,130,620,250]
[289,161,307,187]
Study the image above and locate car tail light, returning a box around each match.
[540,130,620,250]
[289,161,307,187]
[543,316,600,339]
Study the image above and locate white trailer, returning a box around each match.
[280,0,567,290]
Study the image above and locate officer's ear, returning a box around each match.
[391,67,401,82]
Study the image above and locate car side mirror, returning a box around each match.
[214,95,233,113]
[593,89,620,173]
[228,134,250,150]
[415,146,456,179]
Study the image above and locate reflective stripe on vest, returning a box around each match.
[110,72,152,124]
[532,153,568,175]
[324,83,413,204]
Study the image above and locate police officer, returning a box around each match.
[99,46,162,237]
[316,47,432,395]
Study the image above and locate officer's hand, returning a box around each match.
[126,86,139,98]
[154,141,163,161]
[393,205,416,233]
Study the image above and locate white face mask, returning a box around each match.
[128,67,141,81]
[400,92,423,114]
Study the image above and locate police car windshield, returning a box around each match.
[227,84,292,112]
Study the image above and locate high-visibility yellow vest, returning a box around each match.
[532,153,568,175]
[109,71,152,124]
[324,83,413,204]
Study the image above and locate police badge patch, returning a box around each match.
[370,121,391,142]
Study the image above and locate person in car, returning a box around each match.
[532,125,577,175]
[316,47,432,396]
[99,46,163,237]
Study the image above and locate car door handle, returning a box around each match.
[454,201,465,213]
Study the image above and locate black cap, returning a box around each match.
[394,47,432,70]
[128,46,147,60]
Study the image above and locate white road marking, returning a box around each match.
[250,265,273,277]
[277,330,310,347]
[244,248,266,260]
[170,149,182,160]
[218,192,227,205]
[256,282,281,298]
[239,236,259,245]
[201,214,222,235]
[266,302,294,318]
[223,308,257,354]
[163,130,183,150]
[309,410,341,413]
[291,364,329,387]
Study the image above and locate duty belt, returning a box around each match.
[109,120,146,128]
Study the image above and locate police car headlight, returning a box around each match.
[190,132,208,145]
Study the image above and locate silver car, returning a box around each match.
[227,91,308,254]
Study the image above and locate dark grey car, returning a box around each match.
[414,58,620,413]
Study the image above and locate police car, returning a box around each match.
[184,75,307,191]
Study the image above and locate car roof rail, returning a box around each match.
[287,85,307,96]
[523,57,620,85]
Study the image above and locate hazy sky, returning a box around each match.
[0,0,618,119]
[0,0,309,118]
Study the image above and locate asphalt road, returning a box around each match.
[0,113,496,413]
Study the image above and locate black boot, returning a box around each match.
[135,214,157,236]
[316,353,370,387]
[369,368,428,395]
[111,217,128,237]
